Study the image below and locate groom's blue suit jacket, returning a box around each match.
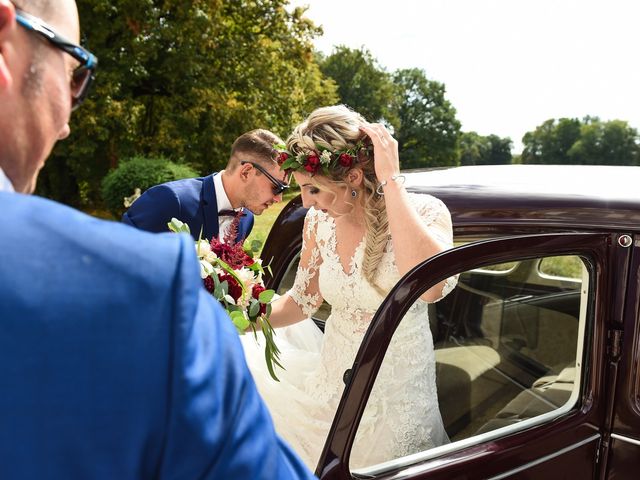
[122,174,254,242]
[0,192,314,480]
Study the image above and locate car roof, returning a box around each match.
[404,165,640,231]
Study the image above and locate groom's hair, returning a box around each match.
[226,129,283,172]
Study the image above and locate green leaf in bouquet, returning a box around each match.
[258,289,275,303]
[259,315,283,381]
[214,280,228,300]
[223,294,236,305]
[248,299,260,318]
[167,217,191,234]
[230,310,250,333]
[215,260,248,297]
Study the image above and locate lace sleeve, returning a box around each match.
[287,209,325,318]
[413,194,458,302]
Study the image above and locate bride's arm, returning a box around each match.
[265,209,325,328]
[360,124,454,303]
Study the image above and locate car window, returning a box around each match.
[350,254,589,474]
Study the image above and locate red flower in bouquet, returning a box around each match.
[252,284,267,315]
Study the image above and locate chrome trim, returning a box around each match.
[611,433,640,447]
[487,434,600,480]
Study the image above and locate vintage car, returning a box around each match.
[260,164,640,479]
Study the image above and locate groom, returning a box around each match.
[0,0,314,478]
[122,129,289,242]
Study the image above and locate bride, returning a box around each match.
[242,105,456,470]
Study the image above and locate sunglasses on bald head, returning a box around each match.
[241,161,290,195]
[15,9,98,111]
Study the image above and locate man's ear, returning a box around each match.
[0,0,17,91]
[238,162,253,182]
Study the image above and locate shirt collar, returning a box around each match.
[213,171,235,213]
[0,167,15,192]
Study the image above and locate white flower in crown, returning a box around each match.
[320,150,332,165]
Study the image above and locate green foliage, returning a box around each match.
[318,47,461,169]
[459,132,512,165]
[522,117,639,165]
[521,118,582,164]
[391,68,461,168]
[568,119,640,165]
[39,0,337,207]
[101,156,198,217]
[319,46,394,123]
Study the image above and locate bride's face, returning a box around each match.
[293,171,353,217]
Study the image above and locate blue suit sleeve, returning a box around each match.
[122,185,181,234]
[159,235,316,480]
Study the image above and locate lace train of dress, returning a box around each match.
[242,194,456,470]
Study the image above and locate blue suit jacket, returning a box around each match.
[0,192,315,480]
[122,174,254,242]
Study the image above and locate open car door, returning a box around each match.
[317,232,630,480]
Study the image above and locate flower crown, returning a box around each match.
[275,140,372,175]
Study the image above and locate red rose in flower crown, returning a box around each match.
[339,153,354,167]
[304,153,321,173]
[168,217,282,381]
[276,139,373,176]
[277,152,289,165]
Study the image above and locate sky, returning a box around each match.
[289,0,640,153]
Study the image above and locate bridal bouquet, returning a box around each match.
[168,217,282,381]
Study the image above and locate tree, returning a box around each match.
[38,0,337,207]
[568,119,640,165]
[521,118,582,165]
[459,132,512,166]
[390,68,460,168]
[319,46,394,123]
[521,117,639,165]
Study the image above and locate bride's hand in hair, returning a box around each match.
[360,123,400,183]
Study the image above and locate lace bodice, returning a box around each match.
[290,193,456,325]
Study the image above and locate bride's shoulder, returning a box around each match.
[407,192,449,216]
[303,207,331,239]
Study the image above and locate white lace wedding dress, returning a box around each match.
[242,193,457,470]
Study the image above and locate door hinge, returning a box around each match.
[608,329,623,360]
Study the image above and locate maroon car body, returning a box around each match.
[260,164,640,479]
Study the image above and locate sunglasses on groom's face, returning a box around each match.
[15,9,98,111]
[241,161,290,195]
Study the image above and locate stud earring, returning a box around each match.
[351,189,358,198]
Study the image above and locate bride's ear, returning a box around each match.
[346,168,364,188]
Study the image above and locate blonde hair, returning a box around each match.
[287,105,389,295]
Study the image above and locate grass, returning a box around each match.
[245,190,300,251]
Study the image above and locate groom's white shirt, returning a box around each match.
[0,167,15,192]
[213,171,239,242]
